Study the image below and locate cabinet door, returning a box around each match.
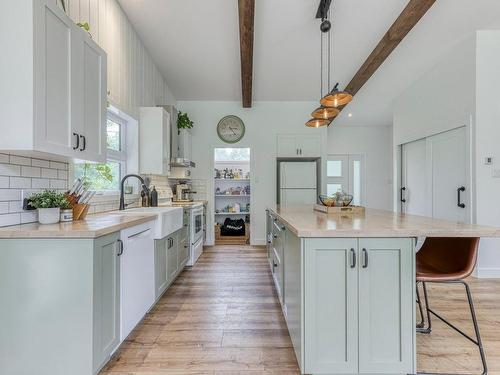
[178,238,189,268]
[277,134,299,157]
[299,135,321,157]
[304,238,358,374]
[179,129,192,161]
[358,238,414,374]
[154,238,169,299]
[167,234,179,282]
[33,1,75,156]
[163,110,171,174]
[93,232,120,372]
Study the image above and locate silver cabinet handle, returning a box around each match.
[117,239,123,256]
[350,248,356,268]
[362,248,368,268]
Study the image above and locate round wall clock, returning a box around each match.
[217,115,245,143]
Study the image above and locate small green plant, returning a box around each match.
[29,190,69,209]
[177,112,194,130]
[77,22,90,32]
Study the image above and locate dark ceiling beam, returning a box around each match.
[332,0,436,119]
[238,0,255,108]
[315,0,332,19]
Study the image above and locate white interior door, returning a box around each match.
[427,127,468,222]
[400,127,468,222]
[327,155,365,205]
[401,139,428,215]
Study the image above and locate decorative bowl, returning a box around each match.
[319,195,336,207]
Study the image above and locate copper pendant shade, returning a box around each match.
[305,118,331,128]
[320,83,353,108]
[311,106,340,120]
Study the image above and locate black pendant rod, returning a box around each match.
[315,0,332,19]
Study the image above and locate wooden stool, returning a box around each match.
[416,237,487,375]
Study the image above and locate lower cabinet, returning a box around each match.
[93,232,121,372]
[154,229,184,300]
[303,237,415,375]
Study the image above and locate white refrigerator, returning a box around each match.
[279,161,318,206]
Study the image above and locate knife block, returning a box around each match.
[73,204,90,221]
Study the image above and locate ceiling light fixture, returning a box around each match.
[306,0,352,128]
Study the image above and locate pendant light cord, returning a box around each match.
[320,25,323,98]
[327,8,331,92]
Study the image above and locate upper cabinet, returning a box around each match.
[277,134,322,158]
[0,0,107,163]
[139,107,171,175]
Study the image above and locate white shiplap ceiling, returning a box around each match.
[118,0,500,126]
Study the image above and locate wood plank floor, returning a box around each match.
[101,245,500,375]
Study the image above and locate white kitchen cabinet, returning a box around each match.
[154,229,184,300]
[179,128,193,161]
[119,222,155,341]
[139,107,171,175]
[276,134,321,157]
[0,0,107,162]
[167,231,179,282]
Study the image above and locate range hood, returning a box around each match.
[170,158,196,168]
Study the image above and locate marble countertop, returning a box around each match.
[0,212,157,239]
[268,205,500,238]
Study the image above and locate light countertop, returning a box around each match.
[268,205,500,238]
[0,212,157,239]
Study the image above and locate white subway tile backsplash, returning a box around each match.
[58,170,68,180]
[0,176,8,188]
[32,159,51,168]
[10,177,31,189]
[50,179,67,189]
[0,154,69,227]
[41,168,58,179]
[0,163,21,177]
[32,178,50,189]
[9,155,31,166]
[49,161,68,170]
[21,166,41,178]
[0,189,21,201]
[0,202,9,214]
[0,213,21,227]
[9,201,23,213]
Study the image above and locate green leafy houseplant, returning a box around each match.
[177,112,194,131]
[29,190,68,209]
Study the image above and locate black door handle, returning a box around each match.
[457,186,466,208]
[73,133,79,150]
[362,248,368,268]
[117,239,123,256]
[400,187,406,203]
[350,248,356,268]
[79,135,86,151]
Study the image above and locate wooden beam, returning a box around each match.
[331,0,436,120]
[238,0,255,108]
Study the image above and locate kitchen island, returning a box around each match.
[265,206,500,375]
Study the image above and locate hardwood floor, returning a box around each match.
[101,245,500,375]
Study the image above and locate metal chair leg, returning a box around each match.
[463,281,488,375]
[417,281,432,334]
[416,281,425,329]
[417,280,488,375]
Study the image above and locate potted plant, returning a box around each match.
[29,190,69,225]
[177,112,194,133]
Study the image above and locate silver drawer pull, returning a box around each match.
[128,228,151,239]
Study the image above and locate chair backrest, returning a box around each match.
[417,237,479,279]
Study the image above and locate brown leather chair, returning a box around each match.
[416,237,487,375]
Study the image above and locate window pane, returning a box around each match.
[107,119,121,151]
[74,161,121,191]
[352,160,361,205]
[214,148,250,161]
[327,184,342,196]
[327,160,342,177]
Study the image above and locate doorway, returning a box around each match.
[213,148,251,245]
[327,154,365,206]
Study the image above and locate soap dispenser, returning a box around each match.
[150,186,158,207]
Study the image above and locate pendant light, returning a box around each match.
[320,82,352,108]
[305,118,331,128]
[311,106,340,120]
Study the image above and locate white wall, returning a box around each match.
[474,30,500,277]
[177,101,327,245]
[393,31,500,277]
[327,126,393,210]
[60,0,176,118]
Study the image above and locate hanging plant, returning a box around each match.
[177,112,194,131]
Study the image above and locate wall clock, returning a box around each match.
[217,115,245,143]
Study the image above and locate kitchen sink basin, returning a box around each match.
[114,206,183,239]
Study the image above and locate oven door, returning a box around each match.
[191,207,204,243]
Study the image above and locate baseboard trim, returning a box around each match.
[475,267,500,278]
[251,239,266,246]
